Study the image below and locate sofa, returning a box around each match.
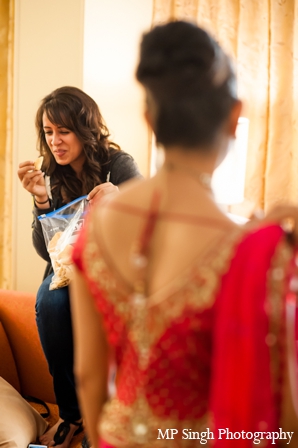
[0,289,83,447]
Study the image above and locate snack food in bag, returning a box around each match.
[38,196,89,290]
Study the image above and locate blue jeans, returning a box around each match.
[35,273,81,422]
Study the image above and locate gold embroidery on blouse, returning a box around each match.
[144,228,242,355]
[267,237,293,398]
[83,221,245,368]
[83,221,245,446]
[98,393,211,447]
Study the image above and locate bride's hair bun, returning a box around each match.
[136,21,237,149]
[137,21,216,80]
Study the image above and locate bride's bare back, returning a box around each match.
[92,168,237,298]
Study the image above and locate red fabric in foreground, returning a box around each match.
[99,440,114,448]
[210,225,285,447]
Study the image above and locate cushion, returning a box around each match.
[0,289,55,402]
[0,377,48,447]
[0,323,20,391]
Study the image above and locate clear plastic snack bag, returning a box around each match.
[38,195,89,290]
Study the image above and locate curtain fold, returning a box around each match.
[152,0,298,213]
[0,0,14,289]
[265,1,295,207]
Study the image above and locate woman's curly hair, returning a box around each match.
[35,86,120,203]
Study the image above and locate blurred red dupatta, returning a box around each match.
[210,225,296,447]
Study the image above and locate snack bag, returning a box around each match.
[38,196,89,290]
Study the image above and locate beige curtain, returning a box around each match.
[0,0,14,289]
[153,0,298,213]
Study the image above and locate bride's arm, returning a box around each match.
[70,266,109,448]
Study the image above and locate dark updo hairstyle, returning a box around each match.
[35,86,120,203]
[136,21,237,149]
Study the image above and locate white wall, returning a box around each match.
[13,0,84,292]
[83,0,153,175]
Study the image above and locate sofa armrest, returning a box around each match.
[0,320,20,390]
[0,289,55,403]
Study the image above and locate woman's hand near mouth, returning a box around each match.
[17,160,47,199]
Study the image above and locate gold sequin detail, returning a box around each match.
[83,223,244,368]
[98,393,211,447]
[267,238,293,398]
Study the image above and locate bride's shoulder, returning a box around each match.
[89,177,154,244]
[99,177,155,216]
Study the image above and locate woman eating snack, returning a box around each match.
[17,86,141,448]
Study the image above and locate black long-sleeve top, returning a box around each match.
[32,148,142,279]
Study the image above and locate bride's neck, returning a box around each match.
[163,146,218,177]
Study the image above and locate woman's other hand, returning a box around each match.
[87,182,119,205]
[17,160,47,199]
[250,204,298,245]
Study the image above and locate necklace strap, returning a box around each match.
[130,191,161,295]
[164,161,212,191]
